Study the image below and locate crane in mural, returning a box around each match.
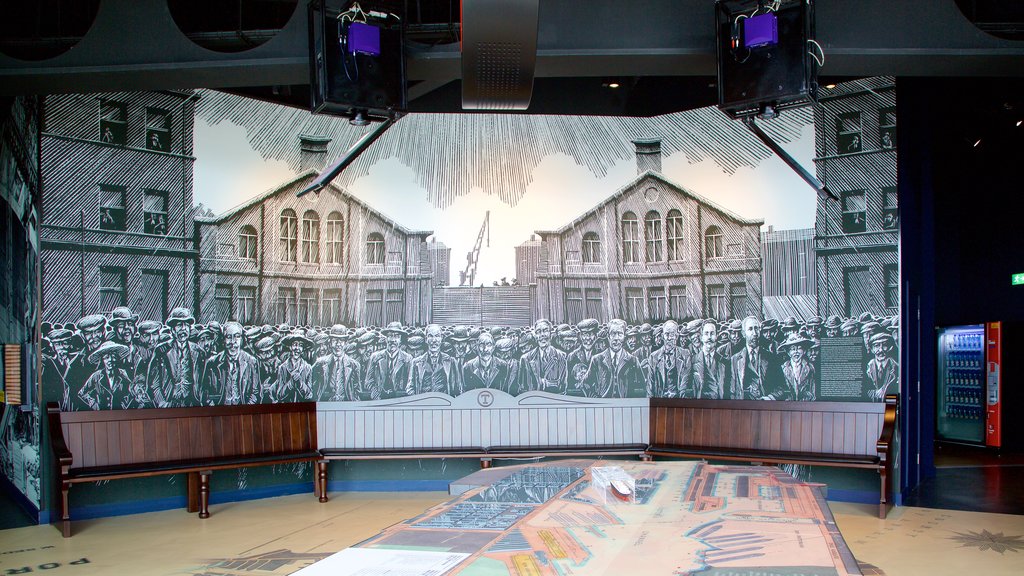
[459,211,490,286]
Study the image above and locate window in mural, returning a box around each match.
[666,209,684,261]
[325,211,344,264]
[647,287,666,321]
[884,264,899,310]
[214,284,233,320]
[585,288,603,321]
[238,225,257,260]
[386,289,403,323]
[882,186,898,229]
[566,288,583,323]
[298,288,318,325]
[844,266,871,319]
[280,209,297,262]
[836,111,862,154]
[98,266,126,313]
[323,289,342,324]
[238,286,256,324]
[98,184,127,231]
[879,106,897,149]
[645,211,662,262]
[139,270,167,322]
[730,283,747,318]
[705,225,723,259]
[625,287,644,322]
[301,210,320,264]
[145,108,171,152]
[143,189,168,235]
[366,233,385,265]
[621,212,640,263]
[669,285,687,319]
[842,189,867,233]
[277,287,296,324]
[707,283,727,320]
[99,100,126,145]
[366,289,383,325]
[581,232,600,264]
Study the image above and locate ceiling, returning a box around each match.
[1,0,1023,117]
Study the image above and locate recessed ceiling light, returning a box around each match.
[824,83,836,89]
[608,82,620,89]
[973,138,982,147]
[1017,120,1022,127]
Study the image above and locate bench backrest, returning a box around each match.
[650,398,888,457]
[318,390,649,450]
[50,402,317,470]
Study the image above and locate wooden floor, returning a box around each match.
[1,491,1023,575]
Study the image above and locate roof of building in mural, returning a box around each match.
[536,170,765,236]
[195,169,434,236]
[195,90,811,210]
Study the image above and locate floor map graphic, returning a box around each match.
[353,460,862,575]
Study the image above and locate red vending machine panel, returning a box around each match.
[986,321,1002,448]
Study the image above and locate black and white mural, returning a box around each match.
[38,78,898,419]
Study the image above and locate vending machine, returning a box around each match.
[936,322,1019,449]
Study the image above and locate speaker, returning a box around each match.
[461,0,540,110]
[309,0,406,122]
[716,0,817,119]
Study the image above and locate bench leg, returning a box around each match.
[187,472,200,513]
[198,472,211,519]
[879,467,889,519]
[639,454,653,462]
[60,481,72,538]
[317,461,329,503]
[480,458,492,469]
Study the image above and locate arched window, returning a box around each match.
[280,209,297,262]
[366,232,385,265]
[582,232,601,263]
[621,212,640,263]
[705,225,724,259]
[645,210,662,262]
[666,209,684,261]
[238,225,257,260]
[325,211,344,264]
[301,210,320,263]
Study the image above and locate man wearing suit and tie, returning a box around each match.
[647,319,690,398]
[463,331,512,391]
[689,319,730,399]
[587,319,646,398]
[364,322,413,399]
[518,319,568,394]
[312,325,361,401]
[42,328,76,411]
[730,316,773,400]
[147,307,203,407]
[407,324,464,396]
[200,322,262,405]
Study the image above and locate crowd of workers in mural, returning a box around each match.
[42,306,899,411]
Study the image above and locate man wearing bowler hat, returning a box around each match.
[365,322,412,400]
[147,307,202,407]
[312,325,361,401]
[108,306,139,376]
[566,319,599,396]
[42,328,76,411]
[66,314,110,411]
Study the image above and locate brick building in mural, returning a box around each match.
[39,91,200,324]
[531,139,764,324]
[813,78,899,319]
[195,169,437,327]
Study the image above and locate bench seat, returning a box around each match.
[647,444,879,468]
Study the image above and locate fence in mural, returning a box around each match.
[42,304,899,413]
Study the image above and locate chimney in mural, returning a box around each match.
[299,134,332,172]
[633,137,662,174]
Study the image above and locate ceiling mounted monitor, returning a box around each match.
[461,0,540,111]
[715,0,818,119]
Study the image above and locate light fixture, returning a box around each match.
[1017,119,1022,127]
[824,83,836,89]
[608,82,620,89]
[973,138,982,147]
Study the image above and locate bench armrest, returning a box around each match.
[876,394,898,458]
[47,402,73,469]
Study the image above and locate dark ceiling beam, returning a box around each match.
[2,0,1023,97]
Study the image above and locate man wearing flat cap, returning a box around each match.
[108,306,139,376]
[407,324,464,397]
[65,314,110,410]
[43,328,76,411]
[200,322,262,405]
[519,319,568,395]
[253,336,280,399]
[566,319,599,396]
[866,332,898,401]
[364,322,412,400]
[147,307,202,407]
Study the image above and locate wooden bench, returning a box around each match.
[47,401,320,537]
[646,394,897,518]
